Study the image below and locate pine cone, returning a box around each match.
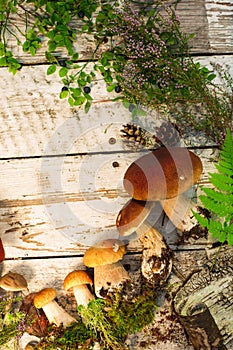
[120,121,181,148]
[154,122,181,147]
[120,124,146,145]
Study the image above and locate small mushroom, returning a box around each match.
[0,271,28,318]
[123,147,203,201]
[33,287,76,328]
[20,292,49,337]
[0,271,28,292]
[63,270,94,306]
[83,239,130,298]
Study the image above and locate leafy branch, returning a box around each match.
[0,0,232,143]
[193,129,233,245]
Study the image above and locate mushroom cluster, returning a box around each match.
[116,146,203,286]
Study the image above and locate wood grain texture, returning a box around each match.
[0,148,217,258]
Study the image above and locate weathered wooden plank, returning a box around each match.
[0,148,218,203]
[177,0,233,53]
[1,55,232,159]
[3,0,233,67]
[0,148,218,258]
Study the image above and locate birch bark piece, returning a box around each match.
[177,302,227,350]
[174,246,233,347]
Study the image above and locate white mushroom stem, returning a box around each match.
[137,221,167,256]
[94,262,130,298]
[137,221,172,284]
[161,194,201,233]
[42,300,76,327]
[72,285,94,306]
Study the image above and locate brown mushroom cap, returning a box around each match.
[83,239,127,267]
[123,147,203,201]
[116,198,155,236]
[34,288,57,309]
[0,271,28,291]
[63,270,93,291]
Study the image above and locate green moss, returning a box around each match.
[37,286,157,350]
[37,321,93,350]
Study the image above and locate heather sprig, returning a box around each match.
[0,294,29,345]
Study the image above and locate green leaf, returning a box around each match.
[29,46,36,56]
[227,232,233,246]
[70,88,81,98]
[59,67,68,77]
[107,84,117,92]
[68,96,74,106]
[48,41,57,52]
[0,57,7,66]
[73,96,86,106]
[83,92,93,101]
[207,73,216,81]
[85,101,91,113]
[60,90,69,99]
[47,64,57,75]
[22,41,30,51]
[72,53,79,60]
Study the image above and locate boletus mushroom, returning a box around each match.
[116,198,172,286]
[33,287,76,328]
[123,147,203,237]
[83,239,130,298]
[123,147,203,201]
[63,270,94,307]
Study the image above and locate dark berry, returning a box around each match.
[115,85,122,93]
[83,86,91,94]
[78,11,85,18]
[102,37,108,44]
[62,86,69,92]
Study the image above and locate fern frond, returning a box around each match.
[192,211,209,228]
[227,226,233,245]
[201,187,229,202]
[215,163,233,175]
[199,193,230,217]
[207,220,223,237]
[194,129,233,246]
[210,173,233,192]
[220,129,233,159]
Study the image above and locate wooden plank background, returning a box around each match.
[0,1,233,349]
